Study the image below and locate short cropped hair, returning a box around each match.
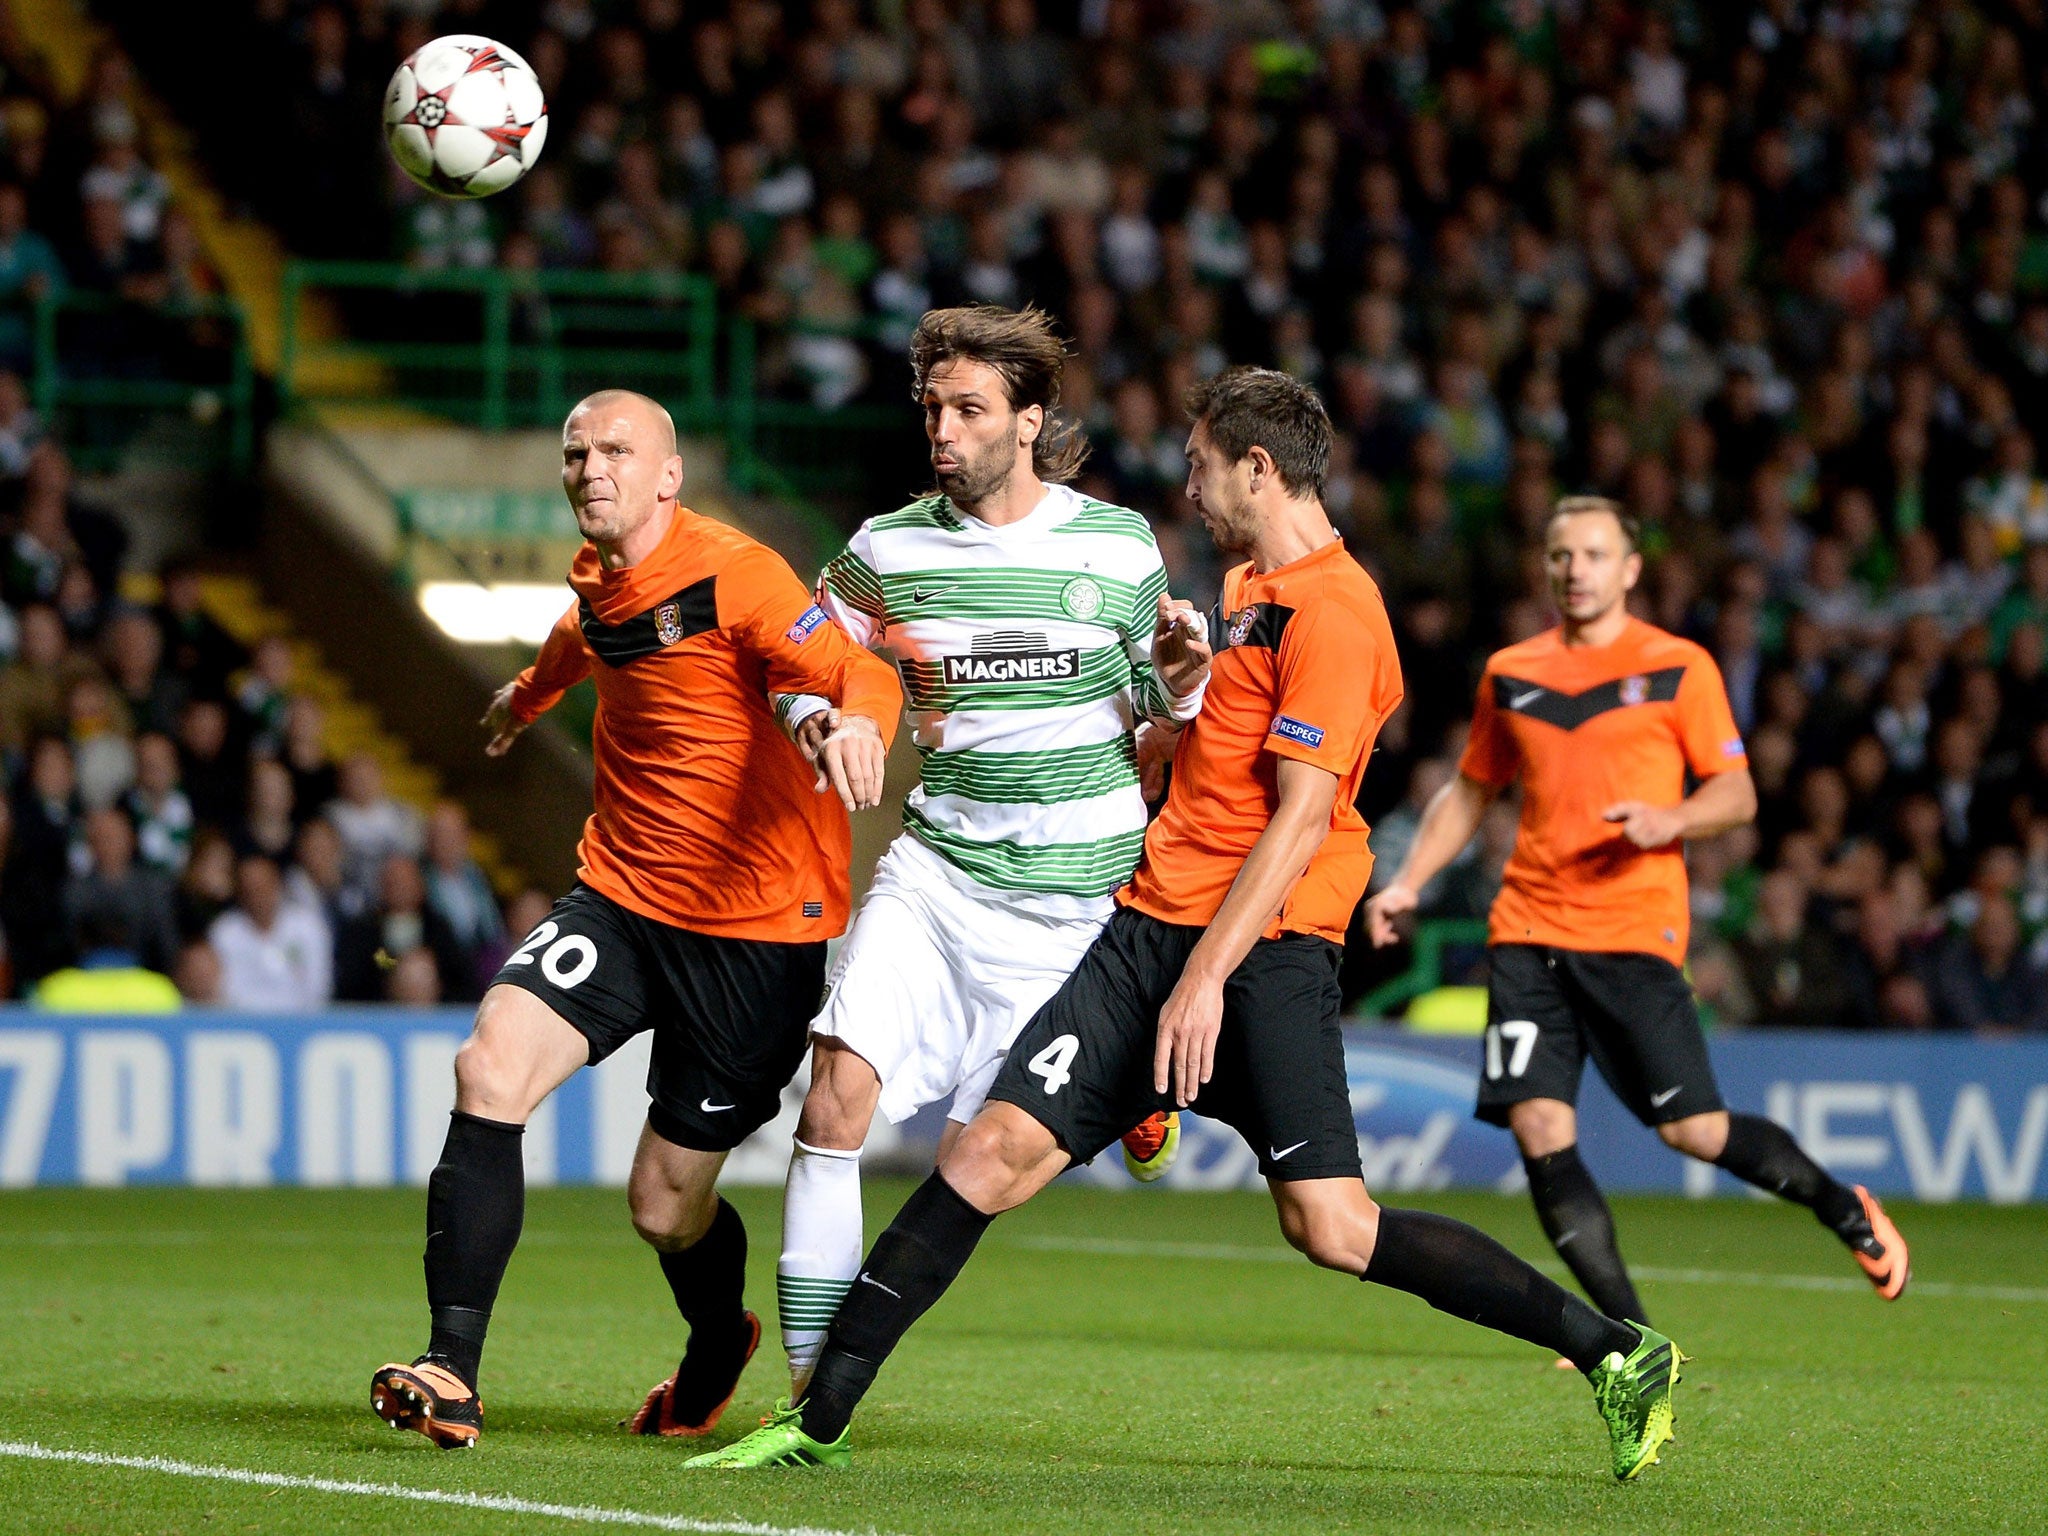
[909,305,1089,483]
[1184,366,1332,499]
[1548,494,1642,553]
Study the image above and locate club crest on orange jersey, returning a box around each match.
[654,601,684,646]
[1227,608,1257,647]
[1620,673,1649,706]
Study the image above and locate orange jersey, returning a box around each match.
[510,507,902,941]
[1459,617,1747,959]
[1125,539,1403,942]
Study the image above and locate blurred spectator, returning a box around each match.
[386,944,443,1005]
[65,674,133,811]
[209,853,332,1011]
[173,938,223,1005]
[102,607,186,736]
[176,696,242,829]
[334,852,464,1004]
[154,559,243,696]
[5,734,79,984]
[0,604,95,755]
[1926,899,2048,1032]
[175,826,237,942]
[284,813,355,928]
[30,906,179,1013]
[423,800,503,1000]
[234,634,294,756]
[1735,870,1857,1029]
[235,757,296,862]
[0,183,63,367]
[63,804,176,973]
[123,729,191,872]
[326,752,422,905]
[280,696,337,819]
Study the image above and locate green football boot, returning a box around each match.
[680,1399,851,1470]
[1589,1324,1688,1481]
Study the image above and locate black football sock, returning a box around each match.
[1523,1146,1649,1325]
[798,1171,993,1443]
[422,1111,526,1389]
[1363,1206,1638,1376]
[659,1196,754,1421]
[1712,1112,1869,1241]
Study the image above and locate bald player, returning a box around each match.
[1368,495,1908,1335]
[369,390,903,1449]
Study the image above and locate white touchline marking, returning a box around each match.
[0,1442,892,1536]
[998,1235,2048,1302]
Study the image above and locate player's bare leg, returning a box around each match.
[627,1127,762,1436]
[1506,1097,1650,1328]
[372,985,589,1446]
[1656,1108,1908,1298]
[779,1039,884,1395]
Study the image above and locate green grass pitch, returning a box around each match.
[0,1181,2041,1535]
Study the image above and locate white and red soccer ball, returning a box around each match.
[383,35,548,198]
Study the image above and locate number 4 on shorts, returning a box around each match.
[1027,1033,1080,1095]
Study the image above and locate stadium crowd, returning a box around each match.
[0,30,534,1006]
[85,0,2048,1029]
[0,529,536,1006]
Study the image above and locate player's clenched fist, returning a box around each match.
[481,680,529,757]
[1601,801,1686,849]
[1153,593,1212,698]
[1363,881,1419,947]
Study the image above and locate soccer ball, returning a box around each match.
[383,35,548,198]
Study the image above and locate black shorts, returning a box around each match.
[986,906,1360,1182]
[1476,944,1724,1129]
[489,883,825,1152]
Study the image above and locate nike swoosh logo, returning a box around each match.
[1509,688,1545,709]
[1554,1229,1579,1248]
[1649,1086,1683,1108]
[1269,1140,1310,1161]
[857,1271,901,1298]
[700,1098,735,1113]
[910,585,953,604]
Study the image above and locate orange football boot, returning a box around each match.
[1850,1186,1910,1299]
[630,1310,762,1437]
[371,1358,482,1448]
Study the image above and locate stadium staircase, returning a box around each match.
[128,566,533,898]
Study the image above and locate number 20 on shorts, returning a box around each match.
[505,920,600,989]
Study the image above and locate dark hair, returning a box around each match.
[1184,366,1332,499]
[908,305,1089,483]
[1548,494,1643,552]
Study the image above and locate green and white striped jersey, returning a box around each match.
[782,483,1200,918]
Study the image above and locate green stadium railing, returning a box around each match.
[275,262,908,517]
[10,289,254,475]
[1360,919,1491,1017]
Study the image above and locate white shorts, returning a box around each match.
[813,835,1110,1126]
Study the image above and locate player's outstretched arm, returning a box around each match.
[1603,765,1757,850]
[484,602,590,757]
[1365,773,1497,946]
[1154,758,1341,1106]
[724,544,902,811]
